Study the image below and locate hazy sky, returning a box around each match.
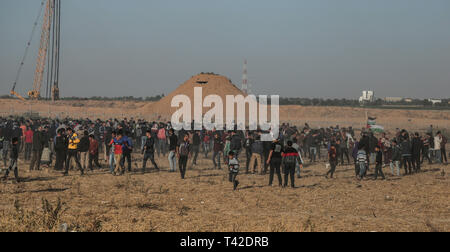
[1,0,450,99]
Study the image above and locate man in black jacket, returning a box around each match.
[54,128,67,171]
[244,133,254,174]
[142,130,159,173]
[411,132,423,173]
[2,137,20,182]
[282,141,302,188]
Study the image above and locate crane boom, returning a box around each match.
[29,0,54,100]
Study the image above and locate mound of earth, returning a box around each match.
[144,73,249,120]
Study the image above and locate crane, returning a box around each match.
[11,0,61,102]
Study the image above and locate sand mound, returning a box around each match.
[144,73,247,119]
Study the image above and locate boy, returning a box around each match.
[2,137,19,183]
[228,151,240,190]
[374,145,385,180]
[357,149,368,180]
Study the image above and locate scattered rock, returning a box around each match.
[59,223,68,232]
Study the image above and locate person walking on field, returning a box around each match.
[326,145,338,178]
[110,131,124,176]
[142,130,159,173]
[267,138,283,187]
[227,151,240,190]
[120,131,133,172]
[178,134,191,179]
[2,137,20,183]
[282,141,302,188]
[64,128,83,176]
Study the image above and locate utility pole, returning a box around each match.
[241,59,249,95]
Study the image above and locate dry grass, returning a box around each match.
[0,153,449,232]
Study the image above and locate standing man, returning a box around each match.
[177,134,191,179]
[54,128,67,171]
[249,136,263,175]
[421,134,432,164]
[157,125,167,157]
[244,133,254,174]
[88,134,101,171]
[267,138,283,187]
[24,126,33,161]
[142,130,159,173]
[29,126,44,171]
[282,141,302,188]
[212,133,224,170]
[411,133,423,173]
[121,131,133,172]
[78,130,90,171]
[434,132,442,164]
[2,137,20,183]
[64,128,84,176]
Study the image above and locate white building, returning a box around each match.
[384,97,403,102]
[359,91,374,103]
[428,99,442,105]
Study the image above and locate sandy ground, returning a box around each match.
[0,151,448,232]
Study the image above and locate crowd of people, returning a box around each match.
[0,116,447,190]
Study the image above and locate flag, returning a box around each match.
[368,124,384,133]
[367,117,377,125]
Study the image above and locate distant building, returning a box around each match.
[428,99,442,105]
[359,91,374,103]
[385,97,403,102]
[404,98,413,103]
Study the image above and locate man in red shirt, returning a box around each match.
[24,127,33,161]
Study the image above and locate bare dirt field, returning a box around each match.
[0,152,448,232]
[1,96,449,232]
